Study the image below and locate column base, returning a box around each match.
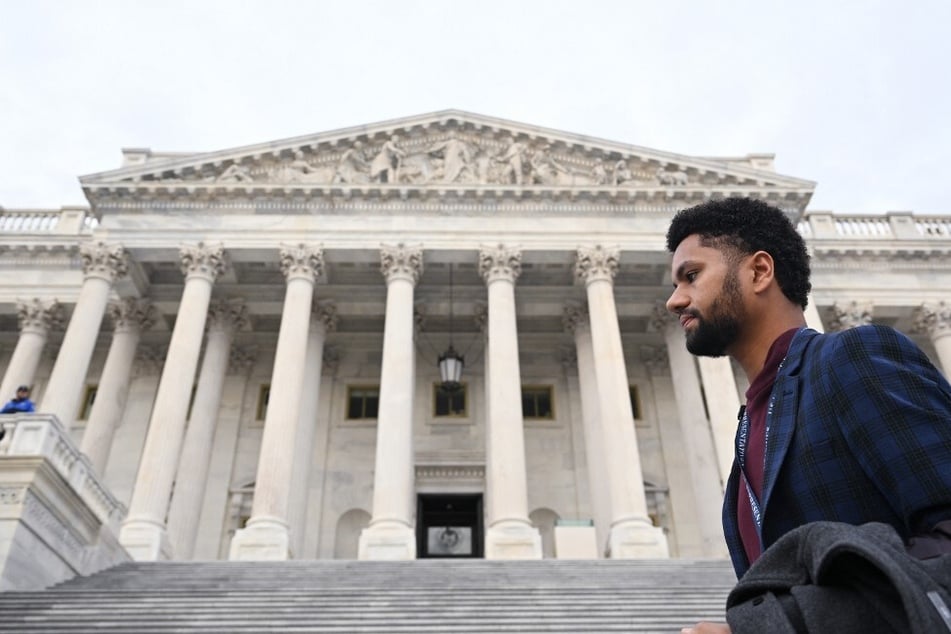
[607,518,669,559]
[358,521,416,560]
[119,519,173,561]
[229,517,291,561]
[485,520,542,560]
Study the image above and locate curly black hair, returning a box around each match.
[666,198,811,308]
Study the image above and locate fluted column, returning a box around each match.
[575,246,667,558]
[288,301,336,558]
[0,299,65,402]
[829,300,873,331]
[120,242,228,561]
[231,244,323,561]
[358,244,422,560]
[914,301,951,376]
[651,304,727,557]
[167,298,249,560]
[42,242,129,426]
[81,298,155,474]
[479,244,541,559]
[563,301,610,555]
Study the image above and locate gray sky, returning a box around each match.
[1,0,948,214]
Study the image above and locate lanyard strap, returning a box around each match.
[736,406,763,531]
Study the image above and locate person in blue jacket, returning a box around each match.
[666,198,951,634]
[1,385,35,414]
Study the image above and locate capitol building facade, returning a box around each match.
[1,111,949,589]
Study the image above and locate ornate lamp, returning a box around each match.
[438,262,464,393]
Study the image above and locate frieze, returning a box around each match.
[0,486,27,505]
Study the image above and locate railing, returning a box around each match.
[799,212,951,241]
[0,207,99,235]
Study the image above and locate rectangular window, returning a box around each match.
[256,384,270,421]
[522,386,554,419]
[433,383,467,417]
[77,385,97,420]
[347,386,380,419]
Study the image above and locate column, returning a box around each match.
[829,300,873,331]
[562,301,611,556]
[230,244,323,561]
[120,242,228,561]
[804,294,826,333]
[575,245,667,558]
[0,299,65,402]
[695,355,742,487]
[80,298,155,475]
[41,242,129,427]
[479,244,542,559]
[166,298,248,560]
[287,301,336,559]
[914,301,951,376]
[358,244,422,560]
[652,305,728,557]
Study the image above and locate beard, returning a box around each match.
[684,269,743,357]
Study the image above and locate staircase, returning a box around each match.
[0,559,735,633]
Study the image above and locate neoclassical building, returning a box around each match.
[1,111,949,587]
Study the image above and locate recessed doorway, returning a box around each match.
[417,493,483,558]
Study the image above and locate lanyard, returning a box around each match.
[736,405,763,531]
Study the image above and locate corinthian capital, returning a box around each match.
[478,244,521,284]
[640,345,669,373]
[649,301,677,333]
[279,243,324,282]
[180,242,229,281]
[107,298,156,334]
[80,241,129,282]
[16,298,65,333]
[575,245,619,285]
[313,300,339,333]
[380,243,423,284]
[207,298,250,334]
[828,300,873,331]
[562,301,589,335]
[914,301,951,338]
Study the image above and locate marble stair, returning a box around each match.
[0,559,735,633]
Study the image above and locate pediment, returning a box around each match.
[80,109,814,200]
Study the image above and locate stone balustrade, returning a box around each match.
[800,211,951,241]
[0,207,99,235]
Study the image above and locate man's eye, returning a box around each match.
[685,271,698,282]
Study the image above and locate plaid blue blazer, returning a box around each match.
[723,325,951,577]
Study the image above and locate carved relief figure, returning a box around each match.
[332,141,370,184]
[217,163,254,183]
[370,135,406,184]
[612,160,632,186]
[428,131,472,183]
[529,144,568,185]
[656,167,688,186]
[496,137,526,185]
[472,144,496,185]
[279,150,321,183]
[590,158,608,185]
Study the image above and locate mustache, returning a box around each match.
[676,308,701,318]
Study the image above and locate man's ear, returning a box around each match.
[749,251,775,292]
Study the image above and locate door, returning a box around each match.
[416,493,483,558]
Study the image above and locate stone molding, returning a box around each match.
[79,241,128,282]
[914,301,951,338]
[107,298,156,334]
[478,244,521,284]
[179,242,229,281]
[828,300,873,331]
[575,245,620,285]
[380,243,423,285]
[16,298,66,333]
[279,243,324,282]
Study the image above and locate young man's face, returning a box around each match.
[666,234,746,357]
[16,389,29,399]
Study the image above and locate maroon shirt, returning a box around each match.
[737,327,798,565]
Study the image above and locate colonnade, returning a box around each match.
[5,239,951,562]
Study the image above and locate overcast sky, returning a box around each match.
[1,0,948,214]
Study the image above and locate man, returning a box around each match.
[1,385,35,414]
[666,198,951,633]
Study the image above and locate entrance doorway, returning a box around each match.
[416,494,483,558]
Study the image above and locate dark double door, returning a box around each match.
[416,494,483,558]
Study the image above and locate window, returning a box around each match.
[347,386,380,419]
[522,386,554,419]
[256,384,270,421]
[629,385,642,420]
[433,383,467,418]
[77,385,97,420]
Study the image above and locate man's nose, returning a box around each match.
[666,287,686,314]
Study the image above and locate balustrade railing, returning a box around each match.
[0,207,99,235]
[800,212,951,241]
